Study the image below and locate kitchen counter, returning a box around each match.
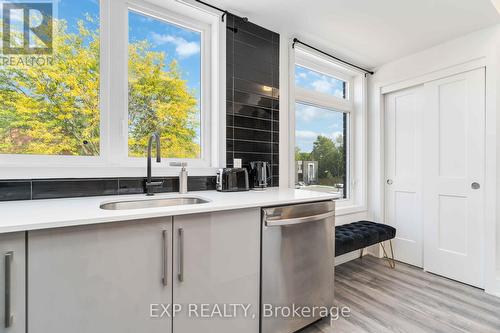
[0,188,336,233]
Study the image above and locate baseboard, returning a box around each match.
[335,250,363,266]
[485,278,500,298]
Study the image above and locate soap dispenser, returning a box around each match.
[170,162,188,194]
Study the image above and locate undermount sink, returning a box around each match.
[100,196,210,210]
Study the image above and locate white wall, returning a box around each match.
[367,26,500,296]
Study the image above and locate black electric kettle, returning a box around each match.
[248,161,272,190]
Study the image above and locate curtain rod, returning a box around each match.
[292,38,374,76]
[193,0,248,23]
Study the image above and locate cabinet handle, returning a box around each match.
[177,228,184,282]
[162,230,168,286]
[4,251,13,328]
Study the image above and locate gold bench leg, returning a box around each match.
[380,240,396,269]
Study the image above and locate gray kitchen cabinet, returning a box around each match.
[0,233,25,333]
[172,208,260,333]
[27,218,173,333]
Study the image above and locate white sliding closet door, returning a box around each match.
[423,68,485,288]
[385,86,424,267]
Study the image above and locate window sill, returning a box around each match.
[334,204,367,217]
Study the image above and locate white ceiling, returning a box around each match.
[210,0,500,69]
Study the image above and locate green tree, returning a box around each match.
[295,146,311,161]
[309,135,345,185]
[0,18,200,158]
[128,42,199,158]
[0,19,100,155]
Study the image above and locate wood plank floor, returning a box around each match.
[301,255,500,333]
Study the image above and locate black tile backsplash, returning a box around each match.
[233,91,274,109]
[0,176,216,202]
[231,102,272,120]
[0,181,31,201]
[32,179,119,200]
[187,176,218,192]
[233,61,273,86]
[232,115,272,131]
[226,15,280,186]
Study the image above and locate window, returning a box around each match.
[0,0,100,156]
[293,54,356,201]
[0,0,223,177]
[295,102,347,198]
[292,48,367,212]
[128,10,202,159]
[295,65,347,99]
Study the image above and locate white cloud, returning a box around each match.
[295,130,343,152]
[296,130,319,139]
[311,79,334,94]
[151,33,200,58]
[308,77,344,97]
[296,104,321,122]
[328,131,343,141]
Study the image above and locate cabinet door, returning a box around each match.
[28,218,172,333]
[0,233,25,333]
[173,209,260,333]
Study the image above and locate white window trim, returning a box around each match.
[0,0,226,179]
[290,45,367,214]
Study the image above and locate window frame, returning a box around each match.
[123,3,211,168]
[0,0,226,179]
[294,100,350,199]
[290,46,367,213]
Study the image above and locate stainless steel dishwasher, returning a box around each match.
[261,200,335,333]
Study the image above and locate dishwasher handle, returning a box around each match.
[265,210,335,226]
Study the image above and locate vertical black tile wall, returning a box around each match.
[226,15,280,187]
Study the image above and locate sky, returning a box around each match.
[294,66,345,153]
[295,65,345,98]
[295,103,345,153]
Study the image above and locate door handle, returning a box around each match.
[265,211,335,227]
[4,251,13,328]
[471,182,481,190]
[386,179,393,185]
[177,228,184,282]
[162,230,168,286]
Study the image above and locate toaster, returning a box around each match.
[216,168,249,192]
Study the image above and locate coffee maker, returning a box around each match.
[248,161,271,190]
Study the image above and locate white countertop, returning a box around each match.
[0,188,336,234]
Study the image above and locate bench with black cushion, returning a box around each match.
[335,221,396,266]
